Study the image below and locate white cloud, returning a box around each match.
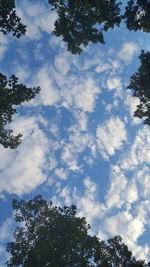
[31,60,100,113]
[120,126,150,170]
[0,218,13,242]
[136,167,150,198]
[76,178,106,224]
[54,168,68,180]
[54,53,70,75]
[58,186,73,206]
[60,120,96,170]
[96,117,127,160]
[107,76,122,91]
[49,157,57,170]
[106,76,123,97]
[0,116,49,195]
[35,66,60,106]
[0,217,14,266]
[58,73,100,112]
[71,77,100,112]
[16,1,57,40]
[95,63,111,73]
[103,211,144,242]
[15,65,30,82]
[74,111,88,131]
[117,42,138,63]
[125,93,141,124]
[105,165,128,208]
[102,124,150,261]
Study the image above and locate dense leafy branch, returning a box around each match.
[124,0,150,32]
[48,0,122,54]
[0,73,40,149]
[6,195,149,266]
[0,0,26,38]
[127,50,150,125]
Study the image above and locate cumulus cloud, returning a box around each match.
[102,125,150,261]
[31,59,100,113]
[54,168,68,180]
[120,126,150,170]
[35,66,60,106]
[117,42,138,63]
[107,76,122,91]
[0,116,49,195]
[0,218,14,266]
[15,64,30,82]
[60,121,96,170]
[125,93,141,124]
[96,117,127,160]
[54,53,70,76]
[102,209,147,260]
[16,1,57,40]
[95,63,111,73]
[75,177,106,225]
[0,218,13,242]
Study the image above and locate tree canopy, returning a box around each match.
[127,50,150,125]
[124,0,150,32]
[0,73,40,149]
[48,0,122,54]
[6,195,149,266]
[0,0,26,38]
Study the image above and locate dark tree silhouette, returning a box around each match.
[127,50,150,125]
[124,0,150,32]
[0,73,40,149]
[95,235,146,266]
[48,0,122,54]
[0,0,26,37]
[6,195,148,266]
[6,195,99,266]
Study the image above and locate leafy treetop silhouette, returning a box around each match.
[48,0,122,54]
[124,0,150,32]
[0,73,40,149]
[6,195,148,266]
[0,0,26,38]
[127,50,150,125]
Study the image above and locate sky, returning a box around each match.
[0,0,150,265]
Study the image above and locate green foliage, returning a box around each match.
[6,195,99,266]
[0,73,40,149]
[48,0,122,54]
[6,195,148,266]
[95,235,146,266]
[124,0,150,32]
[127,50,150,125]
[0,0,26,37]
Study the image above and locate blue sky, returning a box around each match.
[1,0,150,265]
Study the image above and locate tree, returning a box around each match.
[48,0,122,54]
[0,0,26,37]
[127,50,150,125]
[6,195,99,267]
[124,0,150,32]
[6,195,148,266]
[95,235,146,266]
[0,73,40,149]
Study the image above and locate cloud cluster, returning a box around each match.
[34,60,100,113]
[117,42,138,64]
[16,1,57,40]
[96,117,127,160]
[0,116,49,195]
